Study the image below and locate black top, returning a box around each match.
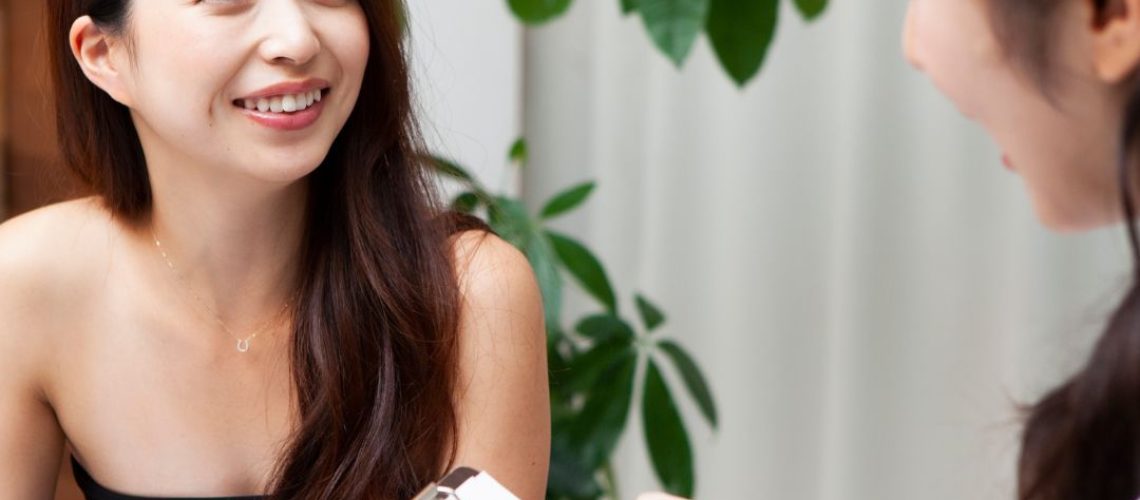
[70,456,266,500]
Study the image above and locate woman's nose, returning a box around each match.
[902,1,924,71]
[257,0,322,67]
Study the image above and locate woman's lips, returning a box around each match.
[1002,153,1015,171]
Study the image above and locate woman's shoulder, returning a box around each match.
[450,229,536,298]
[449,228,545,341]
[0,196,114,318]
[0,195,113,261]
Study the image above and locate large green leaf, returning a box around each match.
[563,339,633,394]
[548,336,574,400]
[706,0,779,87]
[635,294,667,332]
[450,192,480,214]
[642,359,694,497]
[508,0,574,24]
[570,352,638,468]
[540,182,597,220]
[575,314,637,344]
[621,0,639,14]
[637,0,711,67]
[547,445,605,498]
[487,197,529,249]
[429,155,476,183]
[793,0,828,21]
[526,234,563,333]
[658,340,718,429]
[509,137,529,164]
[546,231,618,313]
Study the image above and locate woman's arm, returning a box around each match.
[450,231,551,500]
[0,220,68,497]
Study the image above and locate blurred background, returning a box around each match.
[1,1,1132,499]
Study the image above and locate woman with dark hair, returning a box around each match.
[644,0,1140,499]
[0,1,550,498]
[905,0,1140,498]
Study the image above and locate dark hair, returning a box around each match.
[985,0,1140,498]
[47,1,473,498]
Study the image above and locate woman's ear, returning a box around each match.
[69,16,133,106]
[1092,0,1140,82]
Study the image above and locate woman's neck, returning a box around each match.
[143,166,309,331]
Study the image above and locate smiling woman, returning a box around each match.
[0,1,549,499]
[905,0,1140,497]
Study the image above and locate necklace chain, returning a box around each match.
[151,231,292,353]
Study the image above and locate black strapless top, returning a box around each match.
[70,456,266,500]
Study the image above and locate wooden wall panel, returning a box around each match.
[1,0,8,219]
[7,0,70,219]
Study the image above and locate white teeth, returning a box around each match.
[293,93,309,110]
[241,89,325,114]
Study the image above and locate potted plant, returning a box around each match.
[433,1,828,497]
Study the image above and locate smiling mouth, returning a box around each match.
[233,88,330,114]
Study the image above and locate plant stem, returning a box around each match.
[603,461,620,500]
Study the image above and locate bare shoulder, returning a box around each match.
[0,196,113,301]
[449,230,550,499]
[448,230,547,376]
[449,229,548,345]
[451,230,541,308]
[0,196,113,250]
[0,197,113,348]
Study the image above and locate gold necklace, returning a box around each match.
[151,231,292,353]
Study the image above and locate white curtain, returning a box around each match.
[408,0,522,193]
[522,1,1131,499]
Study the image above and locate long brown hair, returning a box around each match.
[985,0,1140,498]
[46,1,466,497]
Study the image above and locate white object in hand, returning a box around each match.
[414,467,520,500]
[451,471,519,500]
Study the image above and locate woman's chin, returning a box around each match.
[1031,196,1122,234]
[238,152,328,185]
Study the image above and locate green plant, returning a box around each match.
[424,1,830,496]
[433,141,717,499]
[506,0,829,86]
